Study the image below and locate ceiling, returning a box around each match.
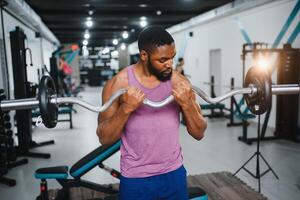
[25,0,233,47]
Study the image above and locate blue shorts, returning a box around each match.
[119,165,188,200]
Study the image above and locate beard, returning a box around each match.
[147,57,172,82]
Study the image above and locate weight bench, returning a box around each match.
[35,140,208,200]
[200,103,228,118]
[32,105,73,129]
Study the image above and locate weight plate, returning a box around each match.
[38,76,58,128]
[244,67,272,115]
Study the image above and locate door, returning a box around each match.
[209,49,222,96]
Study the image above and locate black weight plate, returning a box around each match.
[38,76,58,128]
[244,67,272,115]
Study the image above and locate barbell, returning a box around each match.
[0,66,299,128]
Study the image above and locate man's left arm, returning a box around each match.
[173,79,207,140]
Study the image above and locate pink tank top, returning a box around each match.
[120,65,183,178]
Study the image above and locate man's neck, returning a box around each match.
[133,62,162,89]
[135,61,156,80]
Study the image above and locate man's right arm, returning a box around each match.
[96,75,145,145]
[96,77,128,145]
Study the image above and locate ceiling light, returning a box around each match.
[120,43,126,50]
[156,10,162,15]
[82,45,87,50]
[122,31,129,39]
[111,50,119,57]
[86,17,92,21]
[139,4,147,8]
[140,16,146,21]
[88,10,94,15]
[102,47,110,54]
[140,20,147,27]
[112,39,119,45]
[131,28,135,32]
[82,40,88,46]
[84,32,90,39]
[86,20,93,28]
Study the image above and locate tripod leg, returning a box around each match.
[233,152,257,176]
[259,153,279,179]
[256,149,261,193]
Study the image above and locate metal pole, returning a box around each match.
[271,85,300,95]
[0,84,299,113]
[0,98,39,111]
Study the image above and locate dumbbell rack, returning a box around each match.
[0,90,28,186]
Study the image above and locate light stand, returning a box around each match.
[233,115,279,192]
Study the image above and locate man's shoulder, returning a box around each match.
[104,66,130,93]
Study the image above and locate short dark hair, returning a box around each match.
[138,26,174,53]
[178,57,184,62]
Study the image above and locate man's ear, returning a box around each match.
[140,50,148,62]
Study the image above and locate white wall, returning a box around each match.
[41,38,57,71]
[0,10,57,98]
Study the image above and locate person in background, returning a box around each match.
[175,57,185,76]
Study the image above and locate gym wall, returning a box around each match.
[0,9,57,99]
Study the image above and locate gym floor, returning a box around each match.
[0,86,300,200]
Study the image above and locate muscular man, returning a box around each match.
[96,26,207,200]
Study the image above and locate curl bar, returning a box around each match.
[0,67,299,128]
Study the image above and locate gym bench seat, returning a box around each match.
[200,103,225,110]
[35,141,121,200]
[35,166,69,180]
[200,103,227,119]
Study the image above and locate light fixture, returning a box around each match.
[112,39,119,45]
[140,20,147,27]
[111,50,119,57]
[86,20,93,28]
[84,32,90,39]
[131,28,135,32]
[88,10,94,15]
[102,47,110,54]
[140,16,146,21]
[82,40,88,46]
[86,17,92,21]
[82,45,87,50]
[122,31,129,39]
[156,10,162,15]
[120,43,126,50]
[139,4,147,8]
[256,53,270,69]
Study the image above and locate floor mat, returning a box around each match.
[47,171,267,200]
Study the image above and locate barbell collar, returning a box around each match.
[0,98,39,111]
